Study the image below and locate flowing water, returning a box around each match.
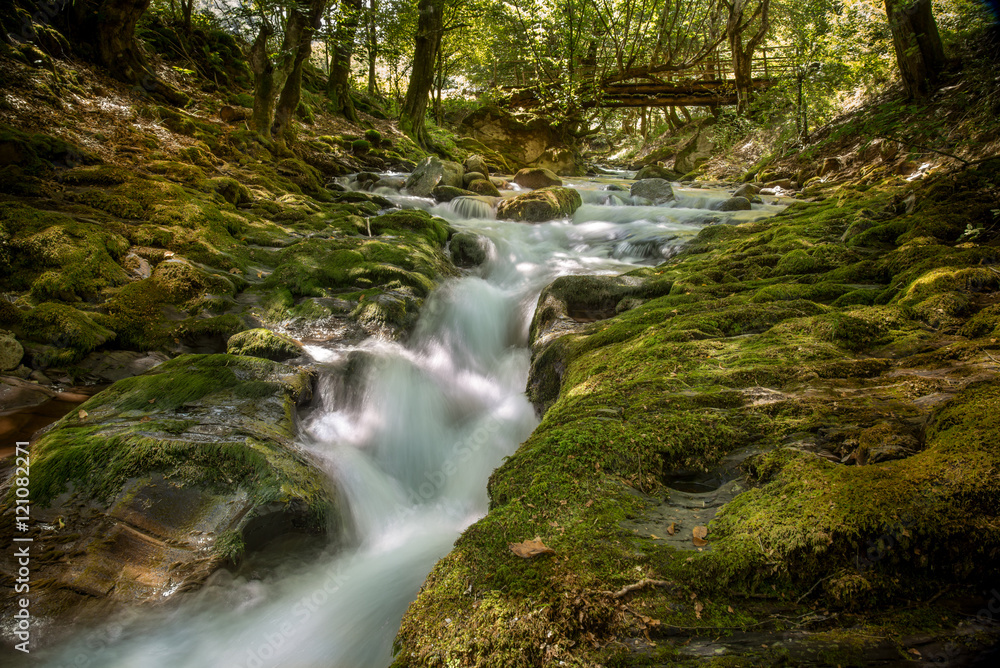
[33,177,782,668]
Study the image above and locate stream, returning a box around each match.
[32,176,784,668]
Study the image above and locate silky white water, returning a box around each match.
[33,178,756,668]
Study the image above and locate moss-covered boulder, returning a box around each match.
[0,354,336,629]
[496,187,582,223]
[467,178,501,197]
[227,328,304,362]
[512,167,562,189]
[22,302,115,363]
[432,185,475,202]
[719,196,752,211]
[449,232,491,268]
[464,154,491,179]
[405,155,446,197]
[635,164,680,181]
[0,329,23,370]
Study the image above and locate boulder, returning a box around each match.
[464,154,491,179]
[496,187,582,223]
[460,106,585,175]
[440,160,465,189]
[490,176,509,190]
[467,178,501,197]
[227,328,304,362]
[374,176,406,192]
[635,164,680,181]
[76,350,169,383]
[734,183,760,199]
[432,185,476,202]
[674,117,717,174]
[630,178,676,205]
[513,167,562,189]
[463,171,486,187]
[449,232,491,268]
[0,354,337,629]
[405,156,446,197]
[719,196,753,212]
[1,330,23,370]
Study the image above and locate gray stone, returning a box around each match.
[77,350,170,383]
[1,330,24,370]
[734,183,760,199]
[719,196,753,212]
[630,178,676,205]
[404,156,446,197]
[440,160,465,189]
[464,155,491,179]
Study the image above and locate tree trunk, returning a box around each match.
[249,24,278,134]
[367,0,379,97]
[273,0,328,145]
[399,0,443,147]
[327,0,361,122]
[724,0,771,115]
[60,0,188,106]
[884,0,945,99]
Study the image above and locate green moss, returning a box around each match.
[22,303,115,357]
[227,328,303,361]
[367,209,452,245]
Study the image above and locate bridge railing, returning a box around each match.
[493,45,798,88]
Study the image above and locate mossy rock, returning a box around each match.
[367,209,451,245]
[211,176,252,206]
[449,232,491,268]
[0,329,23,370]
[227,328,304,362]
[22,303,115,357]
[512,167,562,189]
[5,354,338,623]
[496,187,582,223]
[467,178,501,197]
[432,185,475,202]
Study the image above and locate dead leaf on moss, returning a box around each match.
[666,522,676,536]
[509,537,556,558]
[78,409,88,420]
[694,601,704,619]
[692,525,709,547]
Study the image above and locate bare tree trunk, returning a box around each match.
[884,0,945,100]
[273,0,329,145]
[399,0,443,147]
[327,0,361,122]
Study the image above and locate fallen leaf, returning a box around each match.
[727,605,734,614]
[585,499,593,507]
[666,522,676,536]
[694,601,704,619]
[650,534,660,540]
[692,525,709,547]
[78,409,88,420]
[140,416,151,423]
[509,537,556,558]
[148,399,156,403]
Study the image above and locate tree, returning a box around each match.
[722,0,771,115]
[273,0,330,144]
[327,0,363,122]
[58,0,187,105]
[399,0,444,147]
[884,0,945,99]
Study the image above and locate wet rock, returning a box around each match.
[449,232,491,268]
[0,354,336,632]
[734,183,761,200]
[719,196,753,211]
[467,178,501,197]
[463,171,486,187]
[123,252,152,279]
[496,186,582,223]
[513,167,562,189]
[464,154,491,179]
[227,328,304,362]
[635,164,680,181]
[404,155,446,197]
[0,375,55,411]
[440,160,465,189]
[432,185,475,202]
[630,178,676,205]
[374,176,405,192]
[529,274,647,350]
[76,350,170,383]
[0,330,23,370]
[490,176,509,190]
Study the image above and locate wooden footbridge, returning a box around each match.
[502,45,795,108]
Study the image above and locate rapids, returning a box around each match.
[32,176,782,668]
